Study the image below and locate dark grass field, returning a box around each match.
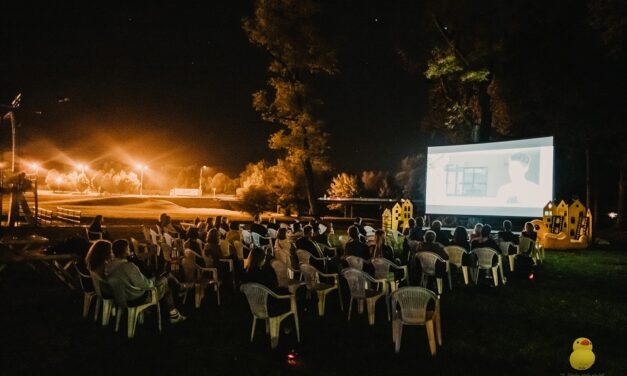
[1,247,626,375]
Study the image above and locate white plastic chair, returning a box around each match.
[217,240,235,288]
[473,247,505,286]
[75,264,97,320]
[517,237,542,264]
[498,241,517,272]
[182,249,221,306]
[109,279,161,339]
[271,259,304,294]
[391,286,442,355]
[267,228,278,239]
[240,283,300,349]
[345,255,367,270]
[296,249,329,271]
[444,246,471,285]
[233,240,245,261]
[415,252,451,294]
[89,271,116,326]
[252,232,274,255]
[241,230,253,247]
[342,268,389,325]
[372,257,408,292]
[299,263,343,316]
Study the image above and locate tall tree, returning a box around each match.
[243,0,337,215]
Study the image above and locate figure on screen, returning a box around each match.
[497,152,542,205]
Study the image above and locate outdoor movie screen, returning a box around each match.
[425,136,554,217]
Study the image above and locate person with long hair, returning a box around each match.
[370,229,394,262]
[203,228,222,268]
[452,226,471,252]
[470,223,483,242]
[274,227,293,266]
[85,240,113,278]
[88,215,111,240]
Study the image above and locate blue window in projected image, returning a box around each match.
[445,165,487,197]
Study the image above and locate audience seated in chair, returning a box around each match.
[470,223,483,242]
[226,221,241,245]
[344,225,371,260]
[520,222,537,242]
[498,220,519,244]
[430,221,451,246]
[241,247,292,318]
[471,224,500,252]
[85,240,113,280]
[451,226,471,252]
[418,231,450,261]
[88,215,111,240]
[106,239,186,324]
[408,217,426,241]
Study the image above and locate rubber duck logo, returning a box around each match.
[569,337,595,371]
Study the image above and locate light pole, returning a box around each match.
[136,164,147,195]
[213,187,216,199]
[199,165,206,196]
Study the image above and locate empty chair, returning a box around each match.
[498,241,517,272]
[270,259,304,294]
[342,268,389,325]
[416,252,451,294]
[74,264,97,320]
[299,263,343,316]
[372,257,408,292]
[444,246,471,285]
[240,283,300,349]
[182,249,221,306]
[391,286,442,355]
[89,271,116,326]
[473,247,505,286]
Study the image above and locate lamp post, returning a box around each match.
[136,164,147,195]
[199,165,206,196]
[213,187,216,199]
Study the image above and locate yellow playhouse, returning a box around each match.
[534,199,592,250]
[386,199,414,232]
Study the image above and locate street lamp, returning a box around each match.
[76,163,88,174]
[199,165,207,196]
[136,164,147,195]
[213,187,216,199]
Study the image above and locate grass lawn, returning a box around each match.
[1,246,626,375]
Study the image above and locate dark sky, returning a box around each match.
[0,1,428,176]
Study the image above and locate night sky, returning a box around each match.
[1,1,427,176]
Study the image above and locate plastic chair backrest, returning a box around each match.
[407,240,422,253]
[271,259,290,288]
[296,249,312,265]
[363,225,375,236]
[89,271,112,298]
[518,237,534,254]
[298,263,321,289]
[342,268,368,299]
[74,264,94,292]
[241,230,252,246]
[233,240,245,260]
[338,235,349,247]
[444,246,466,267]
[345,255,364,270]
[392,286,437,325]
[219,240,231,257]
[372,257,395,280]
[498,241,512,256]
[474,247,497,268]
[142,225,151,242]
[164,233,173,246]
[416,252,442,276]
[275,247,291,267]
[267,228,277,239]
[149,229,159,245]
[240,283,270,319]
[160,241,173,261]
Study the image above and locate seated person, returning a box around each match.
[498,220,519,244]
[107,239,186,324]
[266,217,280,231]
[417,230,449,260]
[471,224,500,253]
[251,214,269,245]
[203,228,223,268]
[520,222,537,242]
[343,225,371,259]
[295,225,323,258]
[185,227,204,256]
[274,228,294,266]
[470,223,483,242]
[85,240,113,279]
[290,221,303,240]
[408,217,426,241]
[430,220,451,246]
[354,217,367,238]
[88,215,110,240]
[451,226,471,252]
[242,247,291,320]
[159,214,180,238]
[226,221,241,245]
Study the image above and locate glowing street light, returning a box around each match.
[135,164,148,195]
[30,162,40,173]
[75,163,88,173]
[55,176,63,191]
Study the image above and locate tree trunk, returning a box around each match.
[618,152,627,229]
[475,80,492,143]
[302,158,318,216]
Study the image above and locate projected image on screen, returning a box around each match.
[426,137,553,217]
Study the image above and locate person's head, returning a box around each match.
[214,216,222,227]
[187,227,199,240]
[453,226,468,244]
[92,215,103,225]
[112,239,130,259]
[508,152,531,183]
[206,217,214,227]
[206,228,219,245]
[245,247,266,271]
[424,230,436,244]
[222,217,229,226]
[431,220,442,231]
[503,220,512,231]
[415,216,424,228]
[355,217,363,225]
[312,223,320,235]
[303,225,313,239]
[85,240,112,272]
[292,222,301,232]
[348,225,359,240]
[194,217,200,225]
[481,224,492,238]
[164,215,172,225]
[473,223,483,235]
[524,222,535,233]
[254,214,261,224]
[269,217,276,224]
[230,221,239,231]
[159,213,168,225]
[277,227,287,240]
[408,218,416,229]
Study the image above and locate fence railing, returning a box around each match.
[56,207,81,225]
[31,207,54,225]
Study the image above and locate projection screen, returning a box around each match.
[425,137,554,217]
